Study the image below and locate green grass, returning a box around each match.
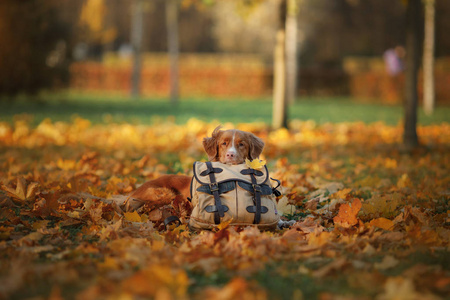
[0,93,448,126]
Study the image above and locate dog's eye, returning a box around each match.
[222,142,227,146]
[239,143,244,147]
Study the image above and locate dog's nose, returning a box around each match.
[226,152,235,159]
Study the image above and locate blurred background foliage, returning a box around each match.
[0,0,449,103]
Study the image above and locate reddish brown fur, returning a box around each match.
[124,126,264,211]
[203,126,264,165]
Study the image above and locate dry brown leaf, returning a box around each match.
[1,177,39,204]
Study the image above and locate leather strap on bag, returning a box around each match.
[241,168,263,224]
[204,162,225,224]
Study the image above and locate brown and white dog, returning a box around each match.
[123,126,265,212]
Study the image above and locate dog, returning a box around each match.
[123,126,265,212]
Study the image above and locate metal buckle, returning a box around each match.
[210,182,219,192]
[253,184,262,193]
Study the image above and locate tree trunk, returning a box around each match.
[423,0,435,115]
[403,0,421,150]
[131,0,143,98]
[285,0,298,105]
[272,0,288,129]
[166,0,179,105]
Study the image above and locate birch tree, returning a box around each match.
[422,0,435,115]
[273,0,299,129]
[166,0,180,105]
[131,0,144,98]
[272,0,288,129]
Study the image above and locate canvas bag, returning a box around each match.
[188,161,280,231]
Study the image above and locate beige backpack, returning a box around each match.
[188,161,280,231]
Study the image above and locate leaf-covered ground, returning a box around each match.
[0,118,449,299]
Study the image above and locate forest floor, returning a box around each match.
[0,110,449,299]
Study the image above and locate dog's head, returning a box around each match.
[202,126,264,165]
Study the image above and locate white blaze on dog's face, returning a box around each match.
[203,126,265,165]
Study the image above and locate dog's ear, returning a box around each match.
[203,126,222,161]
[247,133,265,160]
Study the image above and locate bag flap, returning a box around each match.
[193,161,269,185]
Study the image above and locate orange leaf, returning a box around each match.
[369,217,394,231]
[333,198,362,228]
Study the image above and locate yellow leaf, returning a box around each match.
[331,188,353,200]
[245,158,266,170]
[397,173,411,189]
[173,224,188,234]
[217,218,234,230]
[124,211,142,222]
[57,159,76,170]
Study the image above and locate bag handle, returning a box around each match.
[270,177,282,197]
[164,215,181,230]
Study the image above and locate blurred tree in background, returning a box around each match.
[78,0,116,46]
[0,0,78,97]
[1,0,450,102]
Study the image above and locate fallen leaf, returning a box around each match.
[217,218,234,231]
[245,158,266,170]
[277,196,296,216]
[305,198,319,211]
[1,177,39,204]
[124,211,143,222]
[331,188,353,200]
[369,217,395,231]
[374,255,399,270]
[333,198,362,228]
